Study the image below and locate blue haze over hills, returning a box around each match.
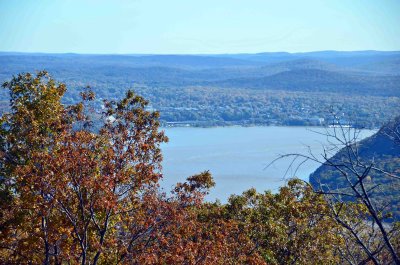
[0,50,399,128]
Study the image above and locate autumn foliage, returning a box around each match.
[0,72,263,264]
[1,72,393,264]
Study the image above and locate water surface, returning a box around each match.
[160,126,374,202]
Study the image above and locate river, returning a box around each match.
[160,126,375,202]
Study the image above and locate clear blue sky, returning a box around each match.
[0,0,399,54]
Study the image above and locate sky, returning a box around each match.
[0,0,399,54]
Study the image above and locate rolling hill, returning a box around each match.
[0,51,399,127]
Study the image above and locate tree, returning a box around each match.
[0,71,70,264]
[224,179,343,264]
[269,116,400,264]
[120,171,265,264]
[0,72,168,264]
[311,121,400,264]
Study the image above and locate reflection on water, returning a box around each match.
[160,126,375,202]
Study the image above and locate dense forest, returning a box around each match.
[1,51,399,128]
[0,72,398,264]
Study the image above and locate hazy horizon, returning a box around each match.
[1,50,400,56]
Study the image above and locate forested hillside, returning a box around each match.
[1,51,399,127]
[310,117,400,218]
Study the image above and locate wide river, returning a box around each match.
[160,126,374,202]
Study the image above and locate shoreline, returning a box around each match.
[160,123,380,130]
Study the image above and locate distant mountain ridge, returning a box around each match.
[0,50,399,128]
[211,68,400,96]
[1,50,400,69]
[1,50,399,94]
